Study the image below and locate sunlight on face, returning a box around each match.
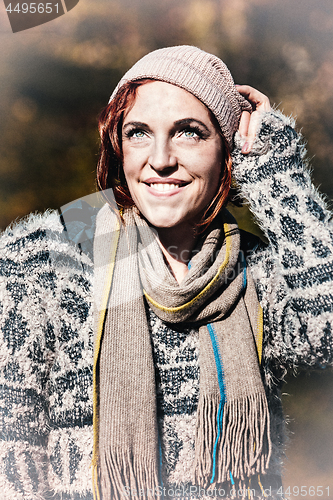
[122,81,224,232]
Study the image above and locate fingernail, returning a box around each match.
[242,142,250,154]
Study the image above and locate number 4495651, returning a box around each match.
[277,486,330,497]
[6,3,59,13]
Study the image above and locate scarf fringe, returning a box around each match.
[98,449,160,500]
[194,393,272,486]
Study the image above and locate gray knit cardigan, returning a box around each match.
[0,111,332,499]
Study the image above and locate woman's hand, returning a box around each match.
[235,85,271,154]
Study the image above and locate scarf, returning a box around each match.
[92,205,271,500]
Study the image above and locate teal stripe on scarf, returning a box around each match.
[187,261,228,483]
[208,252,247,483]
[158,431,163,490]
[207,322,226,484]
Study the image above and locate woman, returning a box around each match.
[0,45,332,500]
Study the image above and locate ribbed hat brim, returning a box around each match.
[110,45,252,149]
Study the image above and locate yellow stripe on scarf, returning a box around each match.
[256,304,264,365]
[144,223,233,313]
[92,216,121,500]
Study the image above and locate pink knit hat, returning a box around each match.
[110,45,252,149]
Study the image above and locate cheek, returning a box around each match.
[202,154,223,193]
[122,157,144,206]
[122,142,148,177]
[122,152,139,185]
[201,166,223,206]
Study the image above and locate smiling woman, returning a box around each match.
[122,82,221,217]
[121,81,223,281]
[0,45,333,500]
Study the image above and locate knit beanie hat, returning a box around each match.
[110,45,252,149]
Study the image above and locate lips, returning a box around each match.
[142,178,190,196]
[142,177,190,191]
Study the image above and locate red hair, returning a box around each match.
[96,80,233,232]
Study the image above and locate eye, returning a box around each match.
[179,126,205,140]
[133,130,146,138]
[184,130,198,138]
[124,128,147,139]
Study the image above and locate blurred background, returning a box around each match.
[0,0,332,495]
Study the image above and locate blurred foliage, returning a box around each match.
[282,371,333,493]
[0,0,333,490]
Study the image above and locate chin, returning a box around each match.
[147,218,178,229]
[142,213,179,229]
[140,210,180,229]
[142,207,202,231]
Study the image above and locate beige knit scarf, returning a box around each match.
[92,205,271,500]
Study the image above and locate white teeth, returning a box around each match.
[150,183,180,191]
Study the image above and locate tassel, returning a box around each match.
[193,394,219,486]
[194,393,272,486]
[92,462,101,500]
[98,449,160,500]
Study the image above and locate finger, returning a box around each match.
[236,84,271,112]
[247,110,261,141]
[241,110,261,154]
[238,111,251,138]
[236,84,271,154]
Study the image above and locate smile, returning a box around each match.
[149,183,182,191]
[142,179,190,195]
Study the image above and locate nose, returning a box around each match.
[148,137,177,172]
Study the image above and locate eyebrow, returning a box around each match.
[122,121,150,132]
[173,118,211,132]
[122,118,211,132]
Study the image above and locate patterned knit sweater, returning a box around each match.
[0,111,332,499]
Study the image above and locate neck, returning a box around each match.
[155,224,198,284]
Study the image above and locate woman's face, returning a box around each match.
[122,81,223,230]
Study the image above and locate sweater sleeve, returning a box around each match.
[0,211,94,499]
[231,110,333,375]
[0,212,60,499]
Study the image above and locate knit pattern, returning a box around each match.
[149,308,199,485]
[149,305,282,500]
[0,111,332,498]
[232,110,333,385]
[0,212,94,499]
